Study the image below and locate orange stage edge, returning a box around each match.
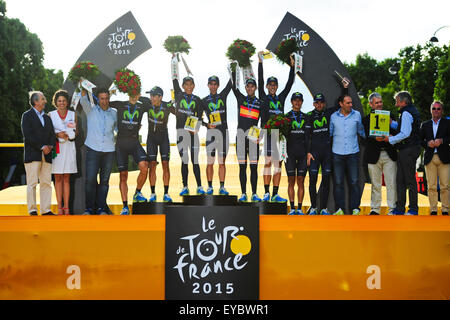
[0,215,449,300]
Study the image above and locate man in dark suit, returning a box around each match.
[419,100,449,215]
[21,91,56,216]
[363,92,398,215]
[377,91,421,215]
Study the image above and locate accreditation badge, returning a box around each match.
[209,111,222,126]
[247,126,260,142]
[184,116,199,132]
[369,110,390,137]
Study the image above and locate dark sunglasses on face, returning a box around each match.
[432,107,442,111]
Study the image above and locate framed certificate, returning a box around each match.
[369,110,390,137]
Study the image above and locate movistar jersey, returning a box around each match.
[201,79,232,130]
[305,106,340,153]
[140,97,174,133]
[258,62,295,126]
[110,100,148,140]
[286,110,309,153]
[173,79,203,129]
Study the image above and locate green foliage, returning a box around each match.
[0,1,63,183]
[114,68,141,97]
[0,0,6,17]
[345,44,449,121]
[67,61,100,89]
[433,45,450,111]
[163,36,191,55]
[275,38,299,64]
[344,53,400,98]
[397,43,448,121]
[226,39,256,68]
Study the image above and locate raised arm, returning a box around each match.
[220,79,232,99]
[171,54,182,97]
[80,90,93,114]
[257,53,266,99]
[231,69,245,102]
[280,61,296,99]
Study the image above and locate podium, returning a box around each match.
[239,201,287,215]
[132,195,287,215]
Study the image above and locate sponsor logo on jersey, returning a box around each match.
[313,116,327,128]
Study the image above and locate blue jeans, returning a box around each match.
[332,152,361,212]
[85,147,114,210]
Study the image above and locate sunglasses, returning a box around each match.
[432,107,442,111]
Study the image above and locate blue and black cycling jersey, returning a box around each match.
[110,100,148,141]
[258,62,295,126]
[139,97,174,134]
[173,79,204,130]
[285,110,309,155]
[201,79,232,131]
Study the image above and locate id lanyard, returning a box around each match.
[184,93,196,117]
[127,104,138,125]
[268,95,280,109]
[292,110,301,128]
[246,96,258,118]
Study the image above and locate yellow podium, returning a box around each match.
[0,215,448,300]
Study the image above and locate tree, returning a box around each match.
[433,45,450,109]
[344,44,449,121]
[344,53,400,115]
[0,1,63,185]
[397,43,448,121]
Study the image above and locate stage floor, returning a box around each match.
[0,147,439,215]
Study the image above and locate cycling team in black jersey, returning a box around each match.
[100,55,351,216]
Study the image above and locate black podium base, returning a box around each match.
[132,198,287,215]
[182,195,238,206]
[132,202,183,215]
[238,201,288,215]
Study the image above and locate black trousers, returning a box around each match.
[396,145,421,212]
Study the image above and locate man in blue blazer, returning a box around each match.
[21,91,56,216]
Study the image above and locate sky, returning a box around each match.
[6,0,450,142]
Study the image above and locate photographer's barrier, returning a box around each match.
[0,214,448,300]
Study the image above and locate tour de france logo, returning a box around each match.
[107,26,136,55]
[283,27,310,52]
[172,216,252,296]
[173,217,252,286]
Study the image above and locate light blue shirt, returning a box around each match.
[388,111,413,145]
[80,95,117,153]
[330,108,365,155]
[32,107,45,127]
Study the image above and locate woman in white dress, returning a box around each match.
[48,90,77,215]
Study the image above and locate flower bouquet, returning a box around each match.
[274,38,299,64]
[264,114,292,140]
[68,61,100,91]
[226,39,256,71]
[163,35,191,55]
[113,68,141,97]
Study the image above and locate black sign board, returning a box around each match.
[63,11,151,95]
[267,12,362,113]
[165,206,259,300]
[267,12,366,213]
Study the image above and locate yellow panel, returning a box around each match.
[0,216,449,300]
